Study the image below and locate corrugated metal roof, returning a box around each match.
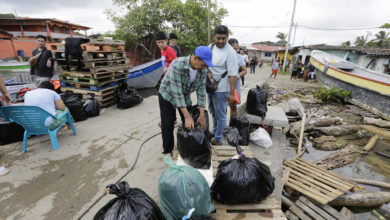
[251,44,282,52]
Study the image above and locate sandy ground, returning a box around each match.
[0,64,322,219]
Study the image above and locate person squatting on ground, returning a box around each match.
[24,81,73,130]
[29,35,54,86]
[155,31,177,75]
[228,38,246,117]
[158,46,213,156]
[168,32,181,57]
[0,76,12,176]
[270,59,279,80]
[208,25,238,145]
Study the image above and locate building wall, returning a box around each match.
[277,51,292,62]
[0,37,37,58]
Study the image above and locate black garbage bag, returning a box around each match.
[94,181,165,220]
[83,93,100,117]
[211,147,275,205]
[177,124,211,169]
[229,116,250,146]
[188,105,209,132]
[61,91,87,122]
[246,85,268,119]
[116,83,143,109]
[0,116,25,145]
[223,127,240,147]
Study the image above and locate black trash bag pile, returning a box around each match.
[211,146,275,205]
[223,127,240,147]
[188,105,209,132]
[61,91,87,122]
[83,93,100,117]
[229,116,250,145]
[94,181,165,220]
[177,124,211,169]
[246,85,268,119]
[116,82,143,109]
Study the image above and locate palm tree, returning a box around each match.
[276,32,287,46]
[354,36,366,47]
[341,41,351,47]
[374,31,389,47]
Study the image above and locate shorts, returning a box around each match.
[47,108,74,130]
[272,69,278,74]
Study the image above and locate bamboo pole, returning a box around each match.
[362,125,390,141]
[351,178,390,189]
[363,135,379,151]
[297,113,306,155]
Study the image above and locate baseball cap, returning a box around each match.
[194,46,214,67]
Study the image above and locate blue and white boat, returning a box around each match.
[127,58,164,89]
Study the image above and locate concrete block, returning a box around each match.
[245,106,289,128]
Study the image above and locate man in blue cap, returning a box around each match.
[159,46,213,157]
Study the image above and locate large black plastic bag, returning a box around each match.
[223,127,240,147]
[0,115,25,145]
[177,124,211,169]
[116,83,143,109]
[188,106,209,132]
[83,93,100,117]
[229,116,250,145]
[94,181,165,220]
[246,85,268,119]
[61,91,87,122]
[211,147,275,204]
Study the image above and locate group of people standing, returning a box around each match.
[157,25,251,157]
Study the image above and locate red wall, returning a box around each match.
[0,37,36,58]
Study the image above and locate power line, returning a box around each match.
[229,24,381,31]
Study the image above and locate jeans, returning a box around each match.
[208,91,229,143]
[158,94,185,154]
[250,65,256,74]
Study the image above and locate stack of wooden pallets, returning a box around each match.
[49,38,131,107]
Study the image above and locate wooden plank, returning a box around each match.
[298,196,338,220]
[285,160,353,190]
[285,167,341,195]
[285,159,351,189]
[285,210,299,220]
[213,145,250,151]
[288,204,312,220]
[295,199,326,220]
[288,172,341,197]
[213,195,280,210]
[284,165,348,193]
[297,158,356,186]
[286,178,332,204]
[209,212,286,220]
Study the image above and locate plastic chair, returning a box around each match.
[0,105,77,152]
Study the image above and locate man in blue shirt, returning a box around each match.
[208,25,238,145]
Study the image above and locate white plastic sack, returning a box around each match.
[250,127,273,148]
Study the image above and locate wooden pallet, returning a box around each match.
[48,42,124,52]
[60,75,115,86]
[210,145,286,220]
[52,51,126,61]
[85,38,125,46]
[283,157,356,205]
[284,196,352,220]
[60,81,118,91]
[60,70,115,79]
[56,58,129,69]
[61,86,118,108]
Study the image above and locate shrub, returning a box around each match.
[313,87,351,104]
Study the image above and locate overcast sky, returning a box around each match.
[1,0,389,46]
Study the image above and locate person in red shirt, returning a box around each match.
[155,31,177,74]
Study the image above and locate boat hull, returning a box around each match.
[310,56,390,120]
[126,59,163,89]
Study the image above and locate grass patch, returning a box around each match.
[313,86,351,104]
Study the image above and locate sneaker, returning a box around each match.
[210,138,222,145]
[0,166,9,176]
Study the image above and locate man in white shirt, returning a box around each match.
[208,25,238,145]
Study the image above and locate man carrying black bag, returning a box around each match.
[159,46,214,157]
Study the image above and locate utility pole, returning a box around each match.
[207,0,211,44]
[283,0,297,72]
[292,22,297,48]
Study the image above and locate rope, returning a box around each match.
[77,131,161,220]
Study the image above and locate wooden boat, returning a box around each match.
[126,58,164,89]
[310,50,390,120]
[0,60,32,84]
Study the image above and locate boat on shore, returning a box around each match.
[126,58,163,89]
[0,60,32,84]
[310,50,390,120]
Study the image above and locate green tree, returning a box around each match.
[341,41,351,47]
[374,30,390,48]
[354,36,366,47]
[380,23,390,29]
[106,0,228,59]
[275,32,287,46]
[0,13,15,18]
